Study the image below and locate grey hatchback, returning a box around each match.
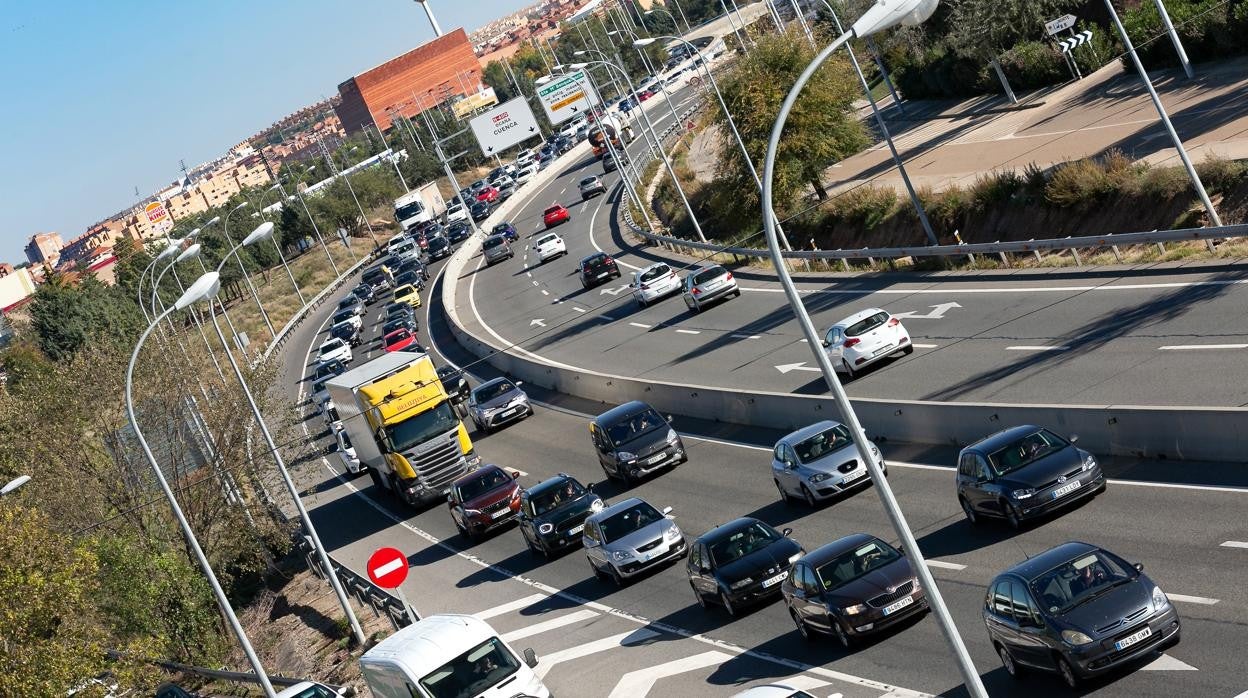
[589,401,686,484]
[772,421,885,507]
[482,234,513,265]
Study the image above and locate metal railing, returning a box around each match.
[298,536,416,633]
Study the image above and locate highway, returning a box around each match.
[271,122,1248,694]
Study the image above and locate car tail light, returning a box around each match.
[844,337,861,348]
[725,272,734,281]
[640,284,650,290]
[887,317,900,327]
[692,287,701,295]
[583,266,592,273]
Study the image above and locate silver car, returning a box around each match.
[584,497,685,585]
[482,234,513,265]
[682,264,739,313]
[579,176,606,200]
[333,427,362,476]
[771,420,886,507]
[468,378,532,434]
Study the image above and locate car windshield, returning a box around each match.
[337,298,356,310]
[793,424,852,464]
[279,684,337,698]
[314,360,344,380]
[473,381,516,403]
[580,177,597,186]
[709,521,780,567]
[332,311,353,324]
[536,234,558,246]
[386,330,412,345]
[599,501,664,543]
[544,206,563,216]
[492,224,511,234]
[429,238,448,249]
[987,429,1068,476]
[815,540,902,592]
[331,322,353,335]
[845,312,889,337]
[458,468,513,501]
[585,255,611,269]
[395,201,424,221]
[482,236,504,249]
[382,321,405,336]
[363,269,384,283]
[320,339,344,353]
[396,285,415,296]
[1029,549,1135,614]
[692,267,725,285]
[639,264,670,283]
[527,479,586,516]
[419,636,520,698]
[605,409,666,447]
[387,401,460,452]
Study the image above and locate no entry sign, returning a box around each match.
[367,547,409,589]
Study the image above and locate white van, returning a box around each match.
[360,614,551,698]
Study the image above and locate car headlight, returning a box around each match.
[590,498,605,512]
[1083,454,1097,471]
[617,451,637,462]
[1011,488,1035,500]
[666,428,679,445]
[809,472,830,484]
[871,445,880,457]
[538,523,554,535]
[1061,629,1094,646]
[729,578,753,590]
[788,553,802,564]
[611,550,631,561]
[664,526,682,542]
[843,603,869,616]
[1152,586,1169,610]
[463,508,482,517]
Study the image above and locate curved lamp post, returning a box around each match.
[126,271,277,698]
[151,242,227,380]
[275,167,341,276]
[260,185,309,305]
[223,202,276,338]
[759,1,988,696]
[190,222,367,647]
[646,6,691,33]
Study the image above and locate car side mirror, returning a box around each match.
[1134,562,1144,572]
[515,380,523,386]
[820,339,831,348]
[1069,434,1079,444]
[586,482,595,492]
[662,505,673,516]
[523,647,538,668]
[511,470,520,480]
[446,494,454,505]
[782,527,793,537]
[666,414,673,423]
[584,538,599,548]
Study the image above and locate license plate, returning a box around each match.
[1052,480,1082,499]
[704,281,722,291]
[568,524,584,535]
[842,469,866,483]
[762,571,789,588]
[872,345,895,357]
[501,407,518,417]
[1114,626,1152,651]
[646,453,666,465]
[490,508,510,519]
[883,595,914,615]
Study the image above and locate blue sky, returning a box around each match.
[0,0,533,263]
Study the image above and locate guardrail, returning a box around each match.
[298,536,415,633]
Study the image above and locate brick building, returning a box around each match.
[24,232,63,267]
[334,28,484,133]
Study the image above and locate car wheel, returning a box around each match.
[790,608,813,641]
[732,289,741,298]
[689,300,701,314]
[903,344,915,355]
[775,479,790,504]
[833,619,852,649]
[1057,656,1080,688]
[960,497,979,525]
[997,644,1023,678]
[590,557,608,581]
[691,582,709,609]
[526,532,547,559]
[720,590,737,618]
[637,297,647,308]
[801,484,817,508]
[607,563,624,587]
[1003,501,1022,530]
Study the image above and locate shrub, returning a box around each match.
[1195,155,1248,193]
[970,170,1026,210]
[1000,41,1068,90]
[1140,166,1191,198]
[1046,158,1114,206]
[830,187,898,229]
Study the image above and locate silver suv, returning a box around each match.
[579,176,607,200]
[482,234,513,265]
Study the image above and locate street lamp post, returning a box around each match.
[175,232,252,359]
[195,223,367,647]
[259,185,308,306]
[413,0,443,36]
[127,271,277,698]
[275,169,342,276]
[664,0,693,33]
[1153,0,1194,79]
[328,144,379,248]
[371,121,410,192]
[646,6,691,34]
[151,243,228,379]
[223,203,277,338]
[759,1,988,695]
[573,48,627,103]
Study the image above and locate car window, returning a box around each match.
[692,266,725,285]
[844,312,889,337]
[473,381,515,403]
[386,330,411,345]
[989,580,1013,618]
[528,479,585,516]
[987,429,1068,476]
[1009,580,1038,624]
[604,409,666,447]
[792,423,852,464]
[419,636,520,698]
[798,564,817,593]
[457,468,513,502]
[639,264,670,283]
[482,236,505,249]
[814,539,902,592]
[321,339,344,351]
[958,453,975,476]
[585,255,611,269]
[580,177,597,186]
[598,501,664,543]
[1029,549,1134,613]
[708,522,780,567]
[544,206,563,215]
[536,234,558,246]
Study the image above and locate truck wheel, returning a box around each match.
[368,468,385,491]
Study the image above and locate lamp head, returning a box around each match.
[175,243,202,263]
[633,37,657,47]
[1,474,31,496]
[187,227,202,239]
[175,271,221,309]
[569,62,589,69]
[234,201,250,211]
[207,216,221,226]
[156,241,183,261]
[851,0,940,38]
[242,221,275,246]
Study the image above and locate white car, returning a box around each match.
[514,165,537,185]
[317,337,352,365]
[492,174,515,190]
[629,262,681,307]
[730,684,818,698]
[276,680,350,698]
[533,232,567,263]
[445,200,468,224]
[515,150,536,167]
[822,308,912,379]
[333,427,362,476]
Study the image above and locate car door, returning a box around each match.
[967,455,997,515]
[630,271,644,302]
[583,520,607,570]
[773,443,798,495]
[1008,579,1056,669]
[447,486,464,529]
[792,564,830,632]
[517,491,535,544]
[688,543,715,598]
[822,327,845,364]
[984,579,1024,657]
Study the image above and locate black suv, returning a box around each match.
[687,517,802,617]
[517,474,605,558]
[588,400,686,485]
[437,365,470,405]
[578,252,621,289]
[330,320,361,347]
[426,236,453,261]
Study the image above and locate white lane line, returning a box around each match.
[1006,345,1070,352]
[772,676,833,692]
[500,608,599,642]
[1159,343,1248,351]
[912,343,939,348]
[532,280,539,286]
[738,278,1248,296]
[1220,541,1248,549]
[542,289,550,296]
[1166,593,1219,605]
[925,560,968,571]
[526,271,532,277]
[534,628,662,680]
[629,322,652,329]
[675,329,701,335]
[572,306,586,313]
[608,650,733,698]
[730,334,761,339]
[473,593,548,620]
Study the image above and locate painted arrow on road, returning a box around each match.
[530,318,547,327]
[893,302,962,320]
[600,284,630,296]
[775,362,823,374]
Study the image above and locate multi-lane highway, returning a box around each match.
[273,111,1248,696]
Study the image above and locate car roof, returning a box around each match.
[830,307,889,329]
[472,377,512,392]
[526,473,575,497]
[452,462,505,486]
[588,496,648,522]
[545,204,565,212]
[802,533,882,566]
[695,517,767,544]
[964,424,1046,452]
[580,176,599,183]
[1000,541,1100,581]
[580,252,610,263]
[779,420,845,446]
[593,400,652,425]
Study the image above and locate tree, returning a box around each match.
[714,32,868,216]
[29,272,146,361]
[948,0,1078,61]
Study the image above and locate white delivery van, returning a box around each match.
[360,614,551,698]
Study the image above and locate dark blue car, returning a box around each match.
[492,222,518,242]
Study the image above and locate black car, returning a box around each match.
[394,270,423,291]
[688,518,803,617]
[361,267,391,293]
[782,533,929,647]
[446,221,472,243]
[330,308,358,329]
[330,320,361,347]
[382,317,418,339]
[384,302,415,323]
[351,282,376,304]
[956,425,1106,529]
[588,400,686,485]
[436,365,470,404]
[518,474,605,557]
[554,136,574,154]
[602,153,625,173]
[395,258,429,281]
[426,236,453,261]
[985,542,1180,688]
[578,252,621,289]
[470,201,491,222]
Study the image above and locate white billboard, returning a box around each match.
[468,98,541,157]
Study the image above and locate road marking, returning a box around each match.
[572,306,586,313]
[473,594,550,621]
[542,289,550,296]
[1159,343,1248,351]
[1221,541,1248,549]
[730,334,760,339]
[630,322,652,329]
[370,557,405,578]
[1141,654,1199,671]
[530,318,546,328]
[737,278,1248,296]
[501,608,599,642]
[1166,593,1219,605]
[925,559,967,571]
[534,628,662,680]
[911,343,939,349]
[1005,345,1070,352]
[775,362,822,374]
[608,650,732,698]
[892,302,962,320]
[675,329,700,335]
[532,280,539,286]
[771,676,833,692]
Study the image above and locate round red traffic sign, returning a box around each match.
[367,547,409,589]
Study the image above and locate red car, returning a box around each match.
[447,464,521,541]
[543,204,570,229]
[637,89,654,102]
[476,186,500,204]
[383,328,419,353]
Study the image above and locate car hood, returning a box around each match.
[477,389,525,410]
[715,538,802,585]
[824,557,915,606]
[999,447,1084,489]
[614,428,671,457]
[464,482,518,511]
[799,445,862,475]
[1052,576,1154,636]
[604,519,676,552]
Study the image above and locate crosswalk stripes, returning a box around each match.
[607,650,733,698]
[500,608,599,642]
[472,593,548,620]
[534,628,662,680]
[773,674,835,693]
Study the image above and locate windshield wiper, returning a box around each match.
[1062,578,1131,612]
